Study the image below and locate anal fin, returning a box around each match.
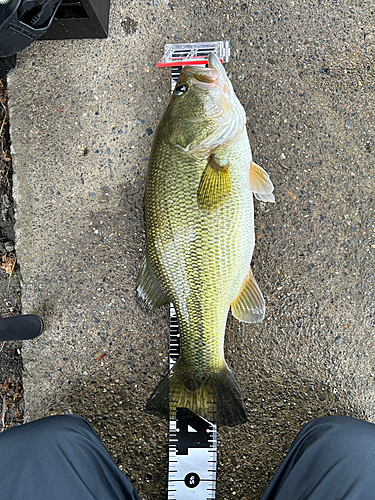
[197,154,232,213]
[250,161,275,203]
[231,268,265,323]
[136,256,168,310]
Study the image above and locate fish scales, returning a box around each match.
[147,138,253,367]
[137,53,274,426]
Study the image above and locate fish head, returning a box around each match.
[161,53,246,157]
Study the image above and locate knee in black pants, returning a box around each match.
[261,415,375,500]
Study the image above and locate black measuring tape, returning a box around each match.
[168,305,217,499]
[160,43,230,498]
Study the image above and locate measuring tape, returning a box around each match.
[158,42,231,498]
[168,305,217,499]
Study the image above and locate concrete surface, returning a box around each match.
[7,0,375,498]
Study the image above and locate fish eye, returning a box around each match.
[174,84,188,95]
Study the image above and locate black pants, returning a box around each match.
[260,415,375,500]
[0,415,139,500]
[1,414,375,499]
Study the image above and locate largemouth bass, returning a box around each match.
[137,53,274,427]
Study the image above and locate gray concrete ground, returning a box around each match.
[7,0,375,498]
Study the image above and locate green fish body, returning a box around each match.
[137,54,274,426]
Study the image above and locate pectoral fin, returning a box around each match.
[197,155,232,212]
[136,256,169,310]
[231,268,265,323]
[250,161,275,203]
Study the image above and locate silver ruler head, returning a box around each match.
[157,40,230,92]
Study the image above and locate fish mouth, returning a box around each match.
[183,66,220,89]
[180,59,229,120]
[207,53,231,94]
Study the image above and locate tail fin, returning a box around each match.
[145,361,248,427]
